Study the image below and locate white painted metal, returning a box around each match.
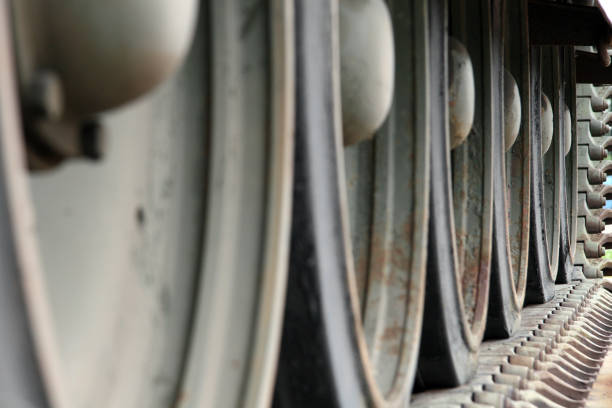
[541,93,554,156]
[504,69,521,152]
[448,37,475,150]
[339,0,394,146]
[2,1,295,407]
[11,0,199,115]
[177,1,294,407]
[29,28,208,408]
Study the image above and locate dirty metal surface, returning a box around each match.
[341,0,431,401]
[449,0,494,342]
[412,278,612,407]
[503,0,530,308]
[541,47,562,282]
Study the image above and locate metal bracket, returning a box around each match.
[576,50,612,84]
[529,0,610,46]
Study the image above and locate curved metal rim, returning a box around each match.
[487,0,529,337]
[542,47,562,282]
[178,1,294,407]
[558,47,577,284]
[567,49,578,261]
[448,0,493,347]
[1,0,294,406]
[417,0,488,389]
[242,0,294,404]
[0,1,67,406]
[505,0,530,307]
[526,45,555,304]
[338,0,430,403]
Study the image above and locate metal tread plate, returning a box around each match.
[412,278,612,408]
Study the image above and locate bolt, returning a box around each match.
[79,120,106,160]
[587,167,605,185]
[586,215,604,233]
[584,240,603,258]
[589,144,606,161]
[587,192,606,209]
[591,95,609,112]
[590,119,610,136]
[27,70,64,120]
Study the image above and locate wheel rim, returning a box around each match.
[525,45,555,304]
[180,1,294,406]
[341,0,430,403]
[502,0,529,307]
[415,0,493,389]
[559,46,577,283]
[484,0,529,339]
[566,49,578,262]
[541,46,562,282]
[0,2,62,406]
[448,0,493,345]
[2,1,295,406]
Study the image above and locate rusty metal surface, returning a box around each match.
[541,46,563,282]
[339,0,431,404]
[449,0,493,342]
[504,0,531,309]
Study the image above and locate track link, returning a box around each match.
[412,278,612,407]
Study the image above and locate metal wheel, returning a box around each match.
[526,46,557,304]
[542,48,563,283]
[274,0,430,406]
[559,46,578,283]
[1,1,295,407]
[485,0,530,339]
[416,0,493,388]
[343,0,429,402]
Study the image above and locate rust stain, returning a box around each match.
[380,324,403,341]
[387,342,402,356]
[403,219,414,243]
[369,233,387,283]
[354,250,369,297]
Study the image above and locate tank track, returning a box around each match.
[413,278,612,407]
